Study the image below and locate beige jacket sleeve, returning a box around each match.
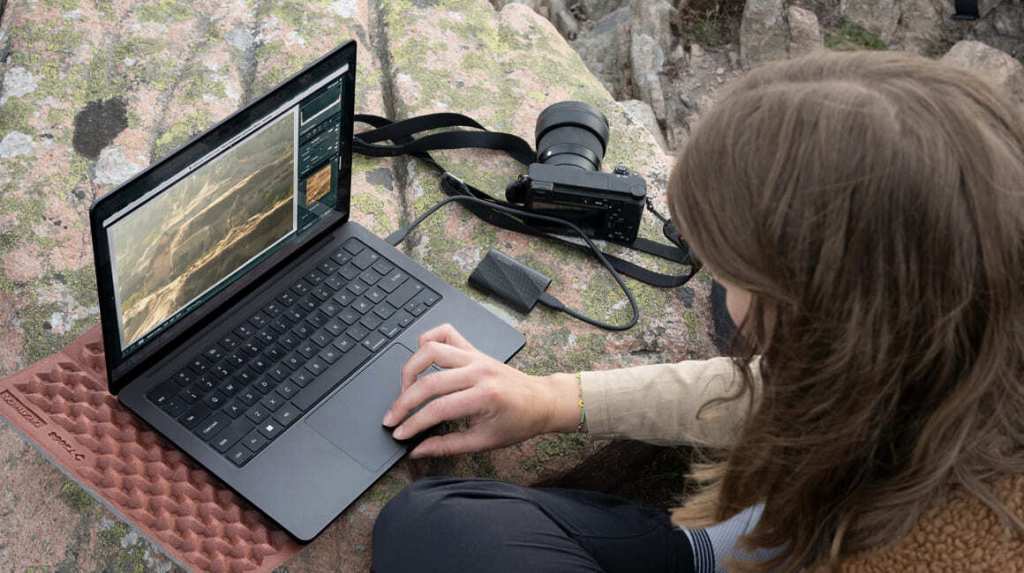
[579,357,760,448]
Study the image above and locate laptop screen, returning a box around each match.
[102,68,349,354]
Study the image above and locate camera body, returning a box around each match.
[504,100,647,245]
[507,163,646,244]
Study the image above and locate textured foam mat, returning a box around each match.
[0,326,302,572]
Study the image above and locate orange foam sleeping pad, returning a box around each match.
[0,326,302,572]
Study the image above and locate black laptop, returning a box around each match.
[88,41,525,541]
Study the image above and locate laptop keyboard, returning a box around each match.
[145,238,441,467]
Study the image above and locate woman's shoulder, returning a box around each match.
[831,474,1024,573]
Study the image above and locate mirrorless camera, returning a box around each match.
[505,101,646,245]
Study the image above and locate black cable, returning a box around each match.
[388,183,639,331]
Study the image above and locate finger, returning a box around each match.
[418,323,475,351]
[409,431,492,459]
[418,323,476,352]
[383,367,476,427]
[392,387,484,441]
[400,341,474,392]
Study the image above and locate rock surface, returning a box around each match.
[620,99,670,152]
[0,0,395,570]
[942,40,1024,105]
[572,6,632,98]
[788,5,824,57]
[0,0,714,570]
[740,0,790,67]
[515,0,1024,156]
[840,0,900,43]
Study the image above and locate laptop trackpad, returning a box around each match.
[306,343,413,472]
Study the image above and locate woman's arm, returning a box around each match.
[576,358,758,447]
[384,324,758,457]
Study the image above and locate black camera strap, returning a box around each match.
[353,113,701,288]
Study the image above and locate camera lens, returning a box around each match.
[535,101,610,171]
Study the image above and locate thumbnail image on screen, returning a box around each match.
[109,109,297,349]
[305,161,333,205]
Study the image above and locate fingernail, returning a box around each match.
[392,427,406,440]
[381,410,393,427]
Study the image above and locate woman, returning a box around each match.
[372,51,1024,571]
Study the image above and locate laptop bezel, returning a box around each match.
[89,41,358,395]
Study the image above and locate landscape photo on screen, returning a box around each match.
[305,161,332,205]
[109,109,297,348]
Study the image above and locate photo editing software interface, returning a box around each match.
[105,70,349,354]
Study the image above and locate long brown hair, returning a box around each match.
[667,51,1024,570]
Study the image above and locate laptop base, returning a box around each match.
[120,221,525,540]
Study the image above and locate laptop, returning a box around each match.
[88,41,525,541]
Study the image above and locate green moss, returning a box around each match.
[111,36,178,92]
[96,521,150,573]
[521,433,588,474]
[59,480,96,513]
[61,266,99,308]
[134,0,193,24]
[251,41,312,96]
[351,189,398,236]
[679,0,745,48]
[354,65,382,112]
[96,0,116,18]
[20,301,77,363]
[181,68,228,102]
[468,451,497,478]
[0,98,36,134]
[825,19,887,51]
[269,0,334,35]
[43,0,80,10]
[9,19,80,58]
[82,51,130,102]
[0,229,18,254]
[152,109,213,160]
[0,192,47,248]
[518,326,607,375]
[364,474,407,503]
[682,308,698,333]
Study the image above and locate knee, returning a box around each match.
[375,478,445,530]
[372,476,495,568]
[373,477,462,554]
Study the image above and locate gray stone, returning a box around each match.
[740,0,789,67]
[497,0,549,18]
[0,132,33,158]
[632,0,677,57]
[787,5,823,57]
[1,67,37,104]
[630,33,668,120]
[577,0,627,22]
[225,25,254,52]
[670,44,687,66]
[329,0,357,18]
[668,124,689,151]
[690,43,705,68]
[896,0,944,53]
[548,0,580,39]
[942,40,1024,105]
[572,6,632,98]
[991,3,1023,37]
[728,49,740,69]
[840,0,899,43]
[93,145,142,186]
[978,0,1005,19]
[619,99,669,152]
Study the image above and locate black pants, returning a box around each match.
[373,477,696,573]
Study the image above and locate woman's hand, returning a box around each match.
[381,324,581,458]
